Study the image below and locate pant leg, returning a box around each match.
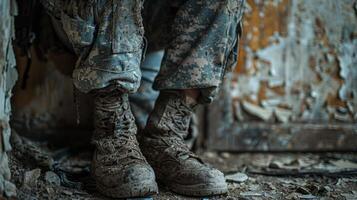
[145,0,245,103]
[44,0,145,93]
[129,51,163,129]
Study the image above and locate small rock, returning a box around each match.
[225,172,249,183]
[341,192,357,200]
[330,159,357,169]
[220,152,231,159]
[204,152,216,159]
[285,192,299,200]
[23,168,41,188]
[299,194,318,199]
[62,190,73,195]
[46,187,55,197]
[323,186,331,192]
[240,191,263,197]
[296,186,310,195]
[45,171,61,186]
[217,157,224,163]
[228,182,240,190]
[269,160,284,169]
[4,180,17,197]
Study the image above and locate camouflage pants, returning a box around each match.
[46,0,244,103]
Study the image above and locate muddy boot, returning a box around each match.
[140,91,228,196]
[91,88,158,198]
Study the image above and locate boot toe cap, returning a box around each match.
[94,164,158,198]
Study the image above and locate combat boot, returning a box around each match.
[91,88,158,198]
[140,91,228,196]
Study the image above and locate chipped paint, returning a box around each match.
[207,0,357,151]
[233,0,357,123]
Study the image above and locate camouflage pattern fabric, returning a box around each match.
[129,51,198,149]
[42,0,245,104]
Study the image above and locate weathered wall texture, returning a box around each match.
[0,0,18,197]
[233,0,357,123]
[208,0,357,151]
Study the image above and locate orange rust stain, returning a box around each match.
[327,94,347,108]
[235,0,290,74]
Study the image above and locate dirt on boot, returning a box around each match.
[92,89,158,198]
[140,91,228,197]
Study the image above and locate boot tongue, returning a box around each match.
[184,95,198,109]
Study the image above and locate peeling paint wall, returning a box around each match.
[232,0,357,123]
[206,0,357,151]
[0,0,18,197]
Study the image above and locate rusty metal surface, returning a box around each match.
[207,0,357,151]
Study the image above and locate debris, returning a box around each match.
[11,132,55,169]
[268,157,299,170]
[225,172,249,183]
[242,101,273,121]
[274,108,293,123]
[341,192,357,200]
[285,192,300,200]
[330,160,357,169]
[203,152,216,159]
[299,194,318,199]
[269,160,285,169]
[296,186,310,195]
[62,190,73,195]
[252,155,273,167]
[4,180,16,197]
[23,168,41,188]
[240,191,263,197]
[45,171,61,186]
[220,152,231,159]
[46,187,55,197]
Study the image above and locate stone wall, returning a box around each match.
[0,0,18,197]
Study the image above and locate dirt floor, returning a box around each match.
[7,134,357,200]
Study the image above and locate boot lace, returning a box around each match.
[94,92,146,167]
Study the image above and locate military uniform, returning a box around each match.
[42,0,244,102]
[41,0,245,198]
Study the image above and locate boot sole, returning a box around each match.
[168,182,228,197]
[96,180,158,198]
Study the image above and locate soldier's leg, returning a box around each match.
[129,50,199,149]
[41,0,158,198]
[140,0,245,196]
[129,51,163,130]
